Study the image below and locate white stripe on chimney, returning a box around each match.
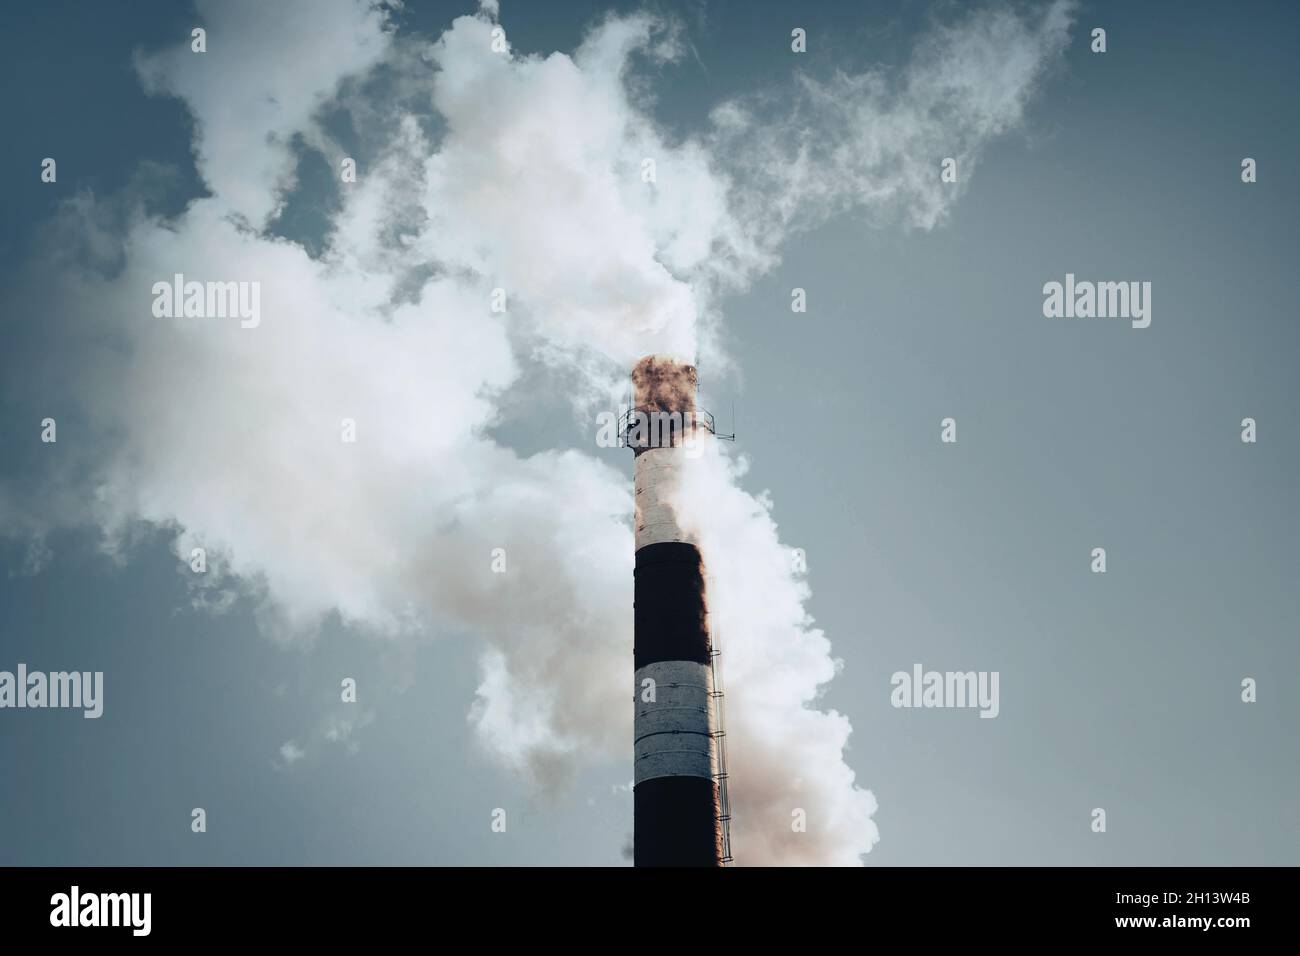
[634,447,697,550]
[634,661,717,784]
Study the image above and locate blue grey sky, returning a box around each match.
[1,0,1296,865]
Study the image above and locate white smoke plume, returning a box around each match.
[714,0,1075,255]
[0,0,1074,863]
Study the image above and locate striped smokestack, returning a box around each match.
[629,355,724,867]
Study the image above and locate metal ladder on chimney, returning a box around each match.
[710,632,735,865]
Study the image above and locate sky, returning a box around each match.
[0,0,1296,866]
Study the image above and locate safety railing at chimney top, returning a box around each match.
[617,405,736,447]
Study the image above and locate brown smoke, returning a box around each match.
[632,355,697,416]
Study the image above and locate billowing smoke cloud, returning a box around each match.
[0,0,1074,862]
[135,0,393,227]
[673,438,876,865]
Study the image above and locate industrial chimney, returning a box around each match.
[627,355,725,867]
